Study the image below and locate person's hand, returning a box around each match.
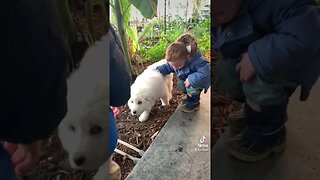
[236,52,256,82]
[3,140,43,176]
[184,79,191,88]
[111,106,123,119]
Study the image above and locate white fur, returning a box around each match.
[128,59,173,122]
[58,35,108,180]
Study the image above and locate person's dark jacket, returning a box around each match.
[108,26,131,157]
[0,0,70,143]
[214,0,320,101]
[110,26,131,107]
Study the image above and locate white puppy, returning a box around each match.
[58,35,108,180]
[128,59,173,122]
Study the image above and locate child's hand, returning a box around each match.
[4,140,43,176]
[111,106,123,119]
[236,52,256,82]
[184,79,191,87]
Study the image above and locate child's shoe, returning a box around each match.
[228,104,245,135]
[226,128,286,162]
[226,100,288,162]
[181,94,200,112]
[181,95,190,106]
[181,102,200,112]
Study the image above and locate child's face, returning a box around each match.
[168,58,187,70]
[213,0,244,26]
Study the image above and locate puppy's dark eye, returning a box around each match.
[69,125,76,132]
[131,101,134,103]
[137,101,142,104]
[90,125,102,135]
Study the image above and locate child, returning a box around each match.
[157,33,211,112]
[213,0,320,162]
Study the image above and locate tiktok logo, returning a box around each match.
[197,135,209,150]
[200,136,206,144]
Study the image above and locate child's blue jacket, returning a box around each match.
[214,0,320,101]
[157,52,211,92]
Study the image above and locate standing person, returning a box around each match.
[213,0,320,161]
[0,0,70,178]
[108,26,131,179]
[157,33,211,112]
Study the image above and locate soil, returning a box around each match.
[211,53,242,147]
[211,90,242,146]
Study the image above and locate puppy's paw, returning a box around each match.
[139,111,149,122]
[161,101,169,106]
[94,160,121,180]
[160,98,170,106]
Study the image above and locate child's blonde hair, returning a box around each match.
[175,33,198,57]
[165,33,199,62]
[165,42,189,62]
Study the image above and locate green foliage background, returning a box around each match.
[138,17,210,62]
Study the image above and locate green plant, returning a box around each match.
[110,0,158,75]
[138,25,185,62]
[56,0,76,48]
[190,18,210,55]
[56,0,107,46]
[138,15,210,62]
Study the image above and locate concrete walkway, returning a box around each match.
[213,81,320,180]
[126,89,211,180]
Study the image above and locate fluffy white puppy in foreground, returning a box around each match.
[128,59,173,122]
[58,36,109,180]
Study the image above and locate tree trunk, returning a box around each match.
[56,0,76,47]
[185,0,189,23]
[164,0,167,34]
[86,0,95,42]
[115,0,133,76]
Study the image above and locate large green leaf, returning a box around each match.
[126,24,139,53]
[121,0,131,26]
[110,0,117,25]
[130,0,157,19]
[110,0,131,26]
[138,20,156,41]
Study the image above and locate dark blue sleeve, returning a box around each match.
[188,58,211,90]
[108,108,118,158]
[248,2,320,80]
[157,63,175,76]
[110,26,132,107]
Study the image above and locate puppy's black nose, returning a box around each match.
[133,111,137,114]
[74,156,85,166]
